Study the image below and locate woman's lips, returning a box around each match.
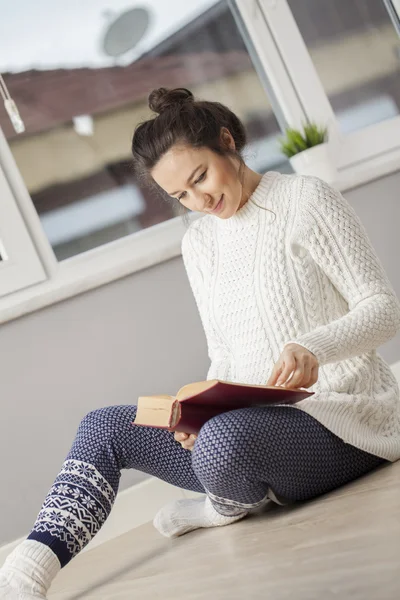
[211,195,224,214]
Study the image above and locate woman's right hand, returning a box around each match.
[174,431,197,451]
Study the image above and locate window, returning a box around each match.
[287,0,400,135]
[0,0,289,265]
[236,0,400,173]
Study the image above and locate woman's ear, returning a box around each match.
[220,127,236,151]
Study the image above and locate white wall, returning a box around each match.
[0,170,399,546]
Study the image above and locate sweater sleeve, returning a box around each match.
[181,225,232,381]
[290,176,400,366]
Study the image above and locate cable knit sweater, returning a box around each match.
[181,172,400,461]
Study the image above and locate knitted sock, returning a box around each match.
[0,540,60,600]
[153,496,247,538]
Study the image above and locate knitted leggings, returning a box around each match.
[28,404,384,567]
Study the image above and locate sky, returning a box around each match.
[0,0,219,72]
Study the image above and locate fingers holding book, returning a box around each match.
[174,431,198,451]
[267,343,319,389]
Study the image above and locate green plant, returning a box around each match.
[279,123,328,158]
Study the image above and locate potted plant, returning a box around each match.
[280,123,337,183]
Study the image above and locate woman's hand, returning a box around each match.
[267,343,319,389]
[174,431,198,451]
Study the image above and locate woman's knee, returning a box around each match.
[192,412,251,480]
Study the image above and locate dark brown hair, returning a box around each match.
[131,87,246,185]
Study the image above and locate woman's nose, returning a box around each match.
[192,189,213,211]
[201,192,213,210]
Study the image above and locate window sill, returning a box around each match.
[0,152,398,326]
[333,147,400,193]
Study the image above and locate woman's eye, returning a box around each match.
[195,171,206,184]
[176,171,206,201]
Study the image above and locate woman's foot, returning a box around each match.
[0,541,60,599]
[153,496,247,538]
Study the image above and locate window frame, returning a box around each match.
[235,0,400,174]
[385,0,400,35]
[1,0,400,323]
[0,134,47,297]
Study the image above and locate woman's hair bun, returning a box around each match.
[148,87,194,115]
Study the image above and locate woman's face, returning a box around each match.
[151,140,244,219]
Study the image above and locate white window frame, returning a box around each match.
[0,161,46,297]
[0,0,400,323]
[387,0,400,34]
[235,0,400,179]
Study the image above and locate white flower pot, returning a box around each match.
[289,143,337,184]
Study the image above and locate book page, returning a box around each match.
[176,380,218,402]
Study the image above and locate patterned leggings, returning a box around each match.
[28,405,384,567]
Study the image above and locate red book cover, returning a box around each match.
[134,380,313,434]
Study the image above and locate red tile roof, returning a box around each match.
[1,51,251,140]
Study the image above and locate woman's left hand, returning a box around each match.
[267,343,319,389]
[174,431,198,451]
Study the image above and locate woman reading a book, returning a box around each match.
[3,88,400,599]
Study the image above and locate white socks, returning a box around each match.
[0,502,244,598]
[153,496,247,538]
[0,540,60,600]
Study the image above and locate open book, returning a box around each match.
[133,379,313,434]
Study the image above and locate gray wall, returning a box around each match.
[0,259,208,545]
[346,172,400,362]
[0,170,399,546]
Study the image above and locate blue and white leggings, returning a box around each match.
[28,404,384,567]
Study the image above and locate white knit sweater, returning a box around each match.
[181,172,400,461]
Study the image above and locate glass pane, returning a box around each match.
[0,0,290,261]
[288,0,400,134]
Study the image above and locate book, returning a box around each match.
[133,379,313,434]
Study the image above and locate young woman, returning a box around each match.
[2,87,400,599]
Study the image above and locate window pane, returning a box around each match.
[0,0,290,261]
[288,0,400,134]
